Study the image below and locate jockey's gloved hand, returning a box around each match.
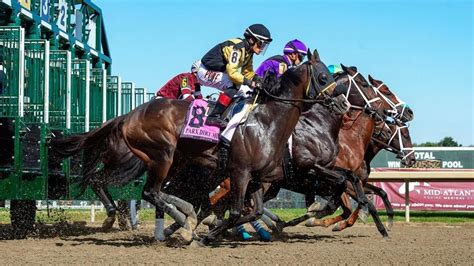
[252,75,263,90]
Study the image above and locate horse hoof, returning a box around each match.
[186,216,198,231]
[358,212,368,224]
[275,220,285,233]
[198,237,209,246]
[305,218,316,227]
[167,227,193,247]
[202,215,217,227]
[332,223,342,232]
[102,216,116,231]
[189,239,205,248]
[386,219,394,231]
[307,199,328,213]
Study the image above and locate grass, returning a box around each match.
[0,207,473,224]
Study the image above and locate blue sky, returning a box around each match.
[95,0,473,145]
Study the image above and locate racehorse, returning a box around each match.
[164,65,400,240]
[248,66,391,238]
[334,119,415,231]
[305,76,416,231]
[51,50,342,245]
[272,71,414,237]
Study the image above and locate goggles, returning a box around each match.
[256,40,270,55]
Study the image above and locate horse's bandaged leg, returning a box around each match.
[154,218,165,241]
[155,196,186,227]
[160,193,197,221]
[263,207,280,222]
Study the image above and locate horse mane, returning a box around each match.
[260,63,306,101]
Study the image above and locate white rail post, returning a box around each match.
[90,201,95,223]
[405,179,410,222]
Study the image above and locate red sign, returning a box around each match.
[373,181,474,211]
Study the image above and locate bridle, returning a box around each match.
[373,82,410,121]
[343,71,385,122]
[371,122,414,161]
[260,63,336,105]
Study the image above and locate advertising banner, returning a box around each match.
[373,181,474,211]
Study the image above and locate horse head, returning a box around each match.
[368,75,414,122]
[305,49,337,99]
[337,64,388,123]
[384,120,416,167]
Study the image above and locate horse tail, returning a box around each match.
[50,115,128,193]
[50,117,122,157]
[106,152,147,187]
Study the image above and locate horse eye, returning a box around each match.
[318,74,328,85]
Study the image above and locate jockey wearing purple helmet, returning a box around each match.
[255,39,308,78]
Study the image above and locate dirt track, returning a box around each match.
[1,222,473,265]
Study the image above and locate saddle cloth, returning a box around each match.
[180,99,220,143]
[180,98,255,144]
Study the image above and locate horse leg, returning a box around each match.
[347,171,369,207]
[164,193,206,240]
[333,205,361,231]
[91,185,117,231]
[345,179,389,238]
[160,193,197,231]
[154,209,166,241]
[201,170,251,244]
[142,162,193,244]
[365,183,394,230]
[307,192,352,228]
[260,208,282,234]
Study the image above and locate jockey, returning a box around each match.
[255,39,307,78]
[195,23,273,127]
[155,61,203,101]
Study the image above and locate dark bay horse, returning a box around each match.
[52,50,341,244]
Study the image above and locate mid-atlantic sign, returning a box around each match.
[373,180,474,211]
[371,148,474,211]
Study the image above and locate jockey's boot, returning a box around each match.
[205,88,237,128]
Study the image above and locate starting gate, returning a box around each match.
[106,75,121,119]
[121,81,135,114]
[135,87,146,106]
[89,68,106,129]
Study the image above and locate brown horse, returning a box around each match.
[305,75,415,232]
[331,119,416,231]
[52,50,341,244]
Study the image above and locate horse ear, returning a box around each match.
[368,74,375,85]
[307,49,313,64]
[312,49,321,62]
[341,64,348,72]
